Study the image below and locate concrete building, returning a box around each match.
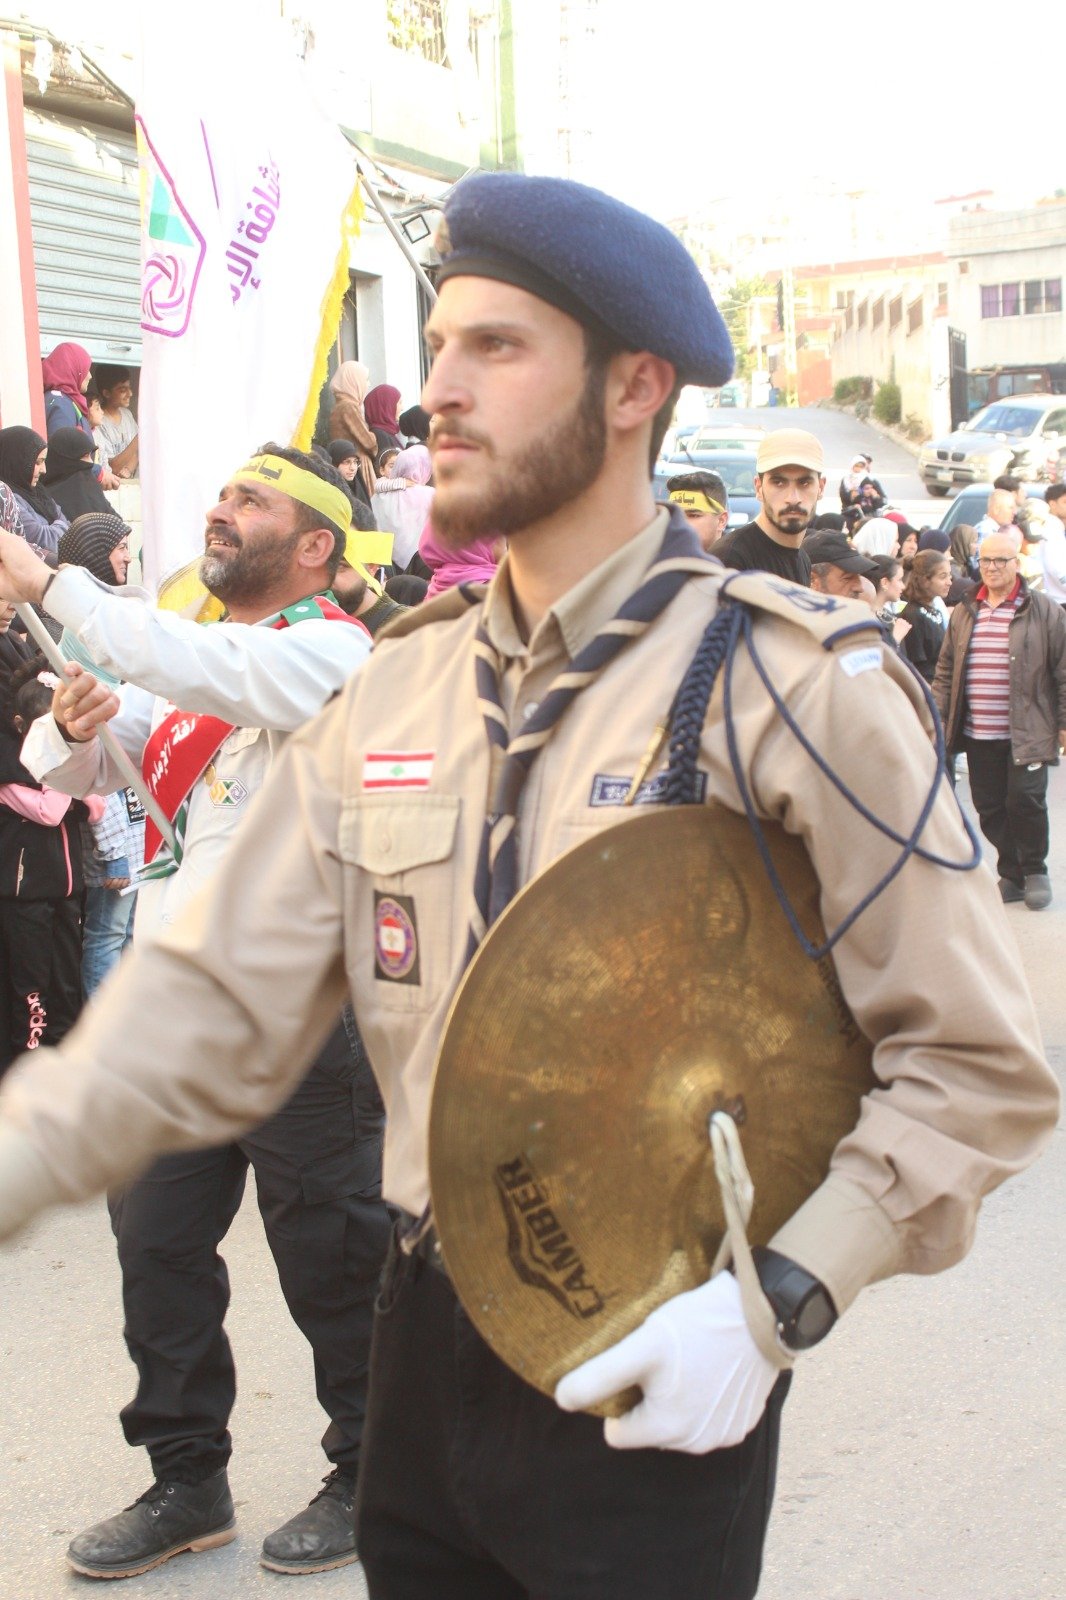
[947,201,1066,369]
[825,255,952,436]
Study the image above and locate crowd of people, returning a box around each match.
[0,344,505,1080]
[668,435,1066,910]
[0,174,1056,1600]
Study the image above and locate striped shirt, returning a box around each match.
[964,581,1022,739]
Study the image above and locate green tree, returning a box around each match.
[719,277,768,380]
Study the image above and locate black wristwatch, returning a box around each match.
[752,1246,837,1352]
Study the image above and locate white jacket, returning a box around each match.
[22,567,370,940]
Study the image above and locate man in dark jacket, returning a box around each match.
[932,529,1066,909]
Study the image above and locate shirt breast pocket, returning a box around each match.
[339,793,461,1013]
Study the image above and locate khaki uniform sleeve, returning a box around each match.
[0,687,354,1237]
[726,619,1059,1315]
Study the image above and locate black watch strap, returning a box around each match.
[752,1246,838,1352]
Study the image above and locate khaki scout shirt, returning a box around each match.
[0,513,1058,1318]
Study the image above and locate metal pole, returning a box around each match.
[356,165,438,304]
[15,603,178,853]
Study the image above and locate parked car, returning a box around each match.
[937,482,1046,535]
[716,381,747,408]
[919,393,1066,496]
[687,425,765,453]
[653,449,759,528]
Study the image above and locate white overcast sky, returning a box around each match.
[571,0,1064,220]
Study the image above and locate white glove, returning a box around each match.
[555,1269,780,1454]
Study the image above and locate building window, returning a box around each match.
[845,303,853,330]
[937,281,948,312]
[872,297,884,328]
[888,295,902,331]
[1046,278,1063,313]
[857,300,867,329]
[981,284,1001,318]
[387,0,446,64]
[907,298,923,335]
[1024,280,1044,314]
[1001,282,1020,317]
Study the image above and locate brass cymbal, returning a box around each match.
[429,806,874,1412]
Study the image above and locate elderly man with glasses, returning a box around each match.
[933,529,1066,908]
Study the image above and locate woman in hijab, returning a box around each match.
[58,512,132,587]
[947,524,979,606]
[326,438,371,510]
[43,428,115,522]
[0,426,68,560]
[371,445,435,570]
[399,404,431,445]
[328,361,378,501]
[852,516,900,558]
[42,342,93,441]
[839,455,872,511]
[363,384,403,456]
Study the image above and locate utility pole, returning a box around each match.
[782,261,798,408]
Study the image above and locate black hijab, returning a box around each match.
[58,513,131,586]
[44,429,113,520]
[0,426,61,522]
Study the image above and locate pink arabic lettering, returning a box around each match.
[228,157,281,306]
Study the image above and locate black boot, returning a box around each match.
[260,1468,359,1574]
[67,1470,235,1579]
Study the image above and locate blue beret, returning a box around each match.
[435,172,734,388]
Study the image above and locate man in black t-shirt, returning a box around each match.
[711,428,825,585]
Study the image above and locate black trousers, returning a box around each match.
[356,1240,790,1600]
[0,896,82,1073]
[963,737,1050,881]
[107,1015,392,1481]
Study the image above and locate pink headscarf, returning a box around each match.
[330,361,370,406]
[393,445,432,486]
[42,342,92,413]
[420,519,498,599]
[364,384,401,434]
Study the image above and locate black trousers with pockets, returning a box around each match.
[356,1239,790,1600]
[108,1014,392,1481]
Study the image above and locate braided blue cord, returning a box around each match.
[721,607,981,962]
[662,602,744,805]
[661,599,982,962]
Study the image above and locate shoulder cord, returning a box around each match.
[662,599,983,962]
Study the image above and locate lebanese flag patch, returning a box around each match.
[363,750,435,790]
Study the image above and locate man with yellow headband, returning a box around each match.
[666,469,729,552]
[0,444,391,1580]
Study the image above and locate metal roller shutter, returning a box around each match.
[25,108,142,366]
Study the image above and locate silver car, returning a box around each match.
[919,393,1066,496]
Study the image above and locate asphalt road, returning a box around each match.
[704,402,939,530]
[1,408,1061,1598]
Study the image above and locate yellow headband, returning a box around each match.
[235,454,352,534]
[346,528,394,567]
[669,488,724,516]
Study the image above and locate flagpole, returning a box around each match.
[356,165,438,304]
[15,603,178,853]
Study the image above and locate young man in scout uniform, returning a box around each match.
[0,178,1057,1600]
[0,446,391,1579]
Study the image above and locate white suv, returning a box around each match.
[919,393,1066,496]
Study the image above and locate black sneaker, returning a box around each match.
[260,1468,359,1575]
[67,1470,235,1579]
[1024,874,1052,910]
[998,877,1025,904]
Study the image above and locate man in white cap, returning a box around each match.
[712,428,825,584]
